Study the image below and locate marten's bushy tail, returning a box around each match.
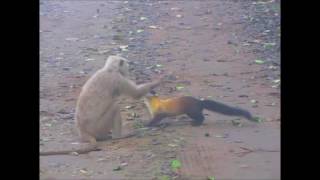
[201,100,253,120]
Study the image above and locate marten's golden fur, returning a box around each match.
[144,96,253,126]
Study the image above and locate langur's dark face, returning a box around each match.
[119,59,130,77]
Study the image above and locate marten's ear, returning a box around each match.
[119,59,124,66]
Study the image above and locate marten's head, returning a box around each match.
[144,96,160,118]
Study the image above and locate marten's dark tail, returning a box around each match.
[201,100,253,121]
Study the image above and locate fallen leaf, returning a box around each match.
[98,50,110,54]
[250,99,257,104]
[119,45,128,49]
[119,45,128,51]
[41,137,51,142]
[85,58,95,61]
[120,162,128,167]
[168,144,178,147]
[215,135,223,138]
[125,105,134,109]
[140,17,147,20]
[79,169,88,174]
[252,116,263,123]
[231,119,242,127]
[263,42,276,48]
[44,123,52,127]
[268,65,277,70]
[113,166,122,171]
[97,158,107,162]
[70,152,79,156]
[149,25,158,29]
[170,7,180,11]
[255,60,265,64]
[253,39,261,43]
[273,79,280,83]
[136,29,144,33]
[65,37,79,41]
[175,84,184,90]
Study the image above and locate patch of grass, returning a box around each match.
[270,3,280,13]
[171,159,181,171]
[158,175,170,180]
[133,120,145,129]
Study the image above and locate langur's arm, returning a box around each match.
[120,77,161,99]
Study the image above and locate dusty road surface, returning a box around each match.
[40,0,280,179]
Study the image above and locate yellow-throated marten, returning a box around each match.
[144,96,254,126]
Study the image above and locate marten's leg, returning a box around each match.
[147,114,166,127]
[187,112,205,126]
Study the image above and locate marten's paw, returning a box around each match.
[145,122,157,127]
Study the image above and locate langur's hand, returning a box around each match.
[158,75,171,84]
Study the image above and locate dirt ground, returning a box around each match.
[40,0,280,179]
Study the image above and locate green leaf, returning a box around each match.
[252,116,263,123]
[263,42,276,48]
[140,17,147,20]
[255,59,265,64]
[250,99,257,104]
[208,176,215,180]
[168,144,178,147]
[231,119,242,127]
[113,166,122,171]
[171,159,182,171]
[159,175,170,180]
[149,25,158,29]
[119,45,128,51]
[176,84,184,90]
[125,105,134,109]
[273,79,280,83]
[137,29,144,33]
